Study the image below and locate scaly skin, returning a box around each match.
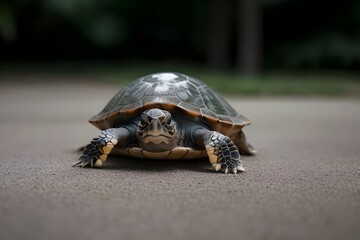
[191,128,245,173]
[73,128,131,167]
[75,109,248,174]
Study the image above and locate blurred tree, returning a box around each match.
[236,0,263,75]
[0,0,359,71]
[0,4,16,43]
[263,0,360,69]
[206,0,263,75]
[207,0,233,70]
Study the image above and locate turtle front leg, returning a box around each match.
[192,128,245,174]
[73,128,131,168]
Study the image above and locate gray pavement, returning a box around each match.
[0,80,359,240]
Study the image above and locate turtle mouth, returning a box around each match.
[142,135,172,144]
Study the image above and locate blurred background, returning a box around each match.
[0,0,359,95]
[2,2,360,240]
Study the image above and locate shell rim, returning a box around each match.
[89,102,251,130]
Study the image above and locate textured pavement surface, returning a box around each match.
[0,80,359,240]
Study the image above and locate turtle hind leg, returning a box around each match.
[235,130,257,155]
[191,128,245,174]
[73,128,130,168]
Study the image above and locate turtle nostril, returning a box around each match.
[149,120,159,131]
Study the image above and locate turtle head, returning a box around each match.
[136,108,177,152]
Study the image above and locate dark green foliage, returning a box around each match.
[0,0,359,70]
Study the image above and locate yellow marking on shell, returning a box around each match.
[106,142,114,148]
[99,154,107,161]
[128,147,147,158]
[94,159,103,167]
[184,150,207,159]
[166,148,188,159]
[109,147,208,160]
[224,168,229,174]
[110,139,118,145]
[142,150,171,159]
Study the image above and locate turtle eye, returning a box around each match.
[139,119,146,126]
[165,118,174,130]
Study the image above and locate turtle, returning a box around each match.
[74,72,256,173]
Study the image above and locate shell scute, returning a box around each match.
[120,100,143,114]
[89,72,251,131]
[177,101,200,115]
[148,81,176,96]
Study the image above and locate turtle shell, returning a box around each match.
[89,72,251,136]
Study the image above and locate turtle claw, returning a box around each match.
[206,132,244,174]
[222,165,244,174]
[73,156,93,168]
[73,157,103,168]
[237,165,246,172]
[212,163,222,171]
[75,129,119,168]
[72,160,83,167]
[94,159,103,167]
[213,164,239,174]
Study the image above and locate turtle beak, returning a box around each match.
[142,119,170,144]
[147,119,162,136]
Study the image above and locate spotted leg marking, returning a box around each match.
[73,128,128,168]
[205,132,245,174]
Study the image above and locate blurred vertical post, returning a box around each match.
[236,0,263,75]
[0,5,17,43]
[207,0,232,70]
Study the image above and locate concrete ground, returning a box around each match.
[0,80,359,240]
